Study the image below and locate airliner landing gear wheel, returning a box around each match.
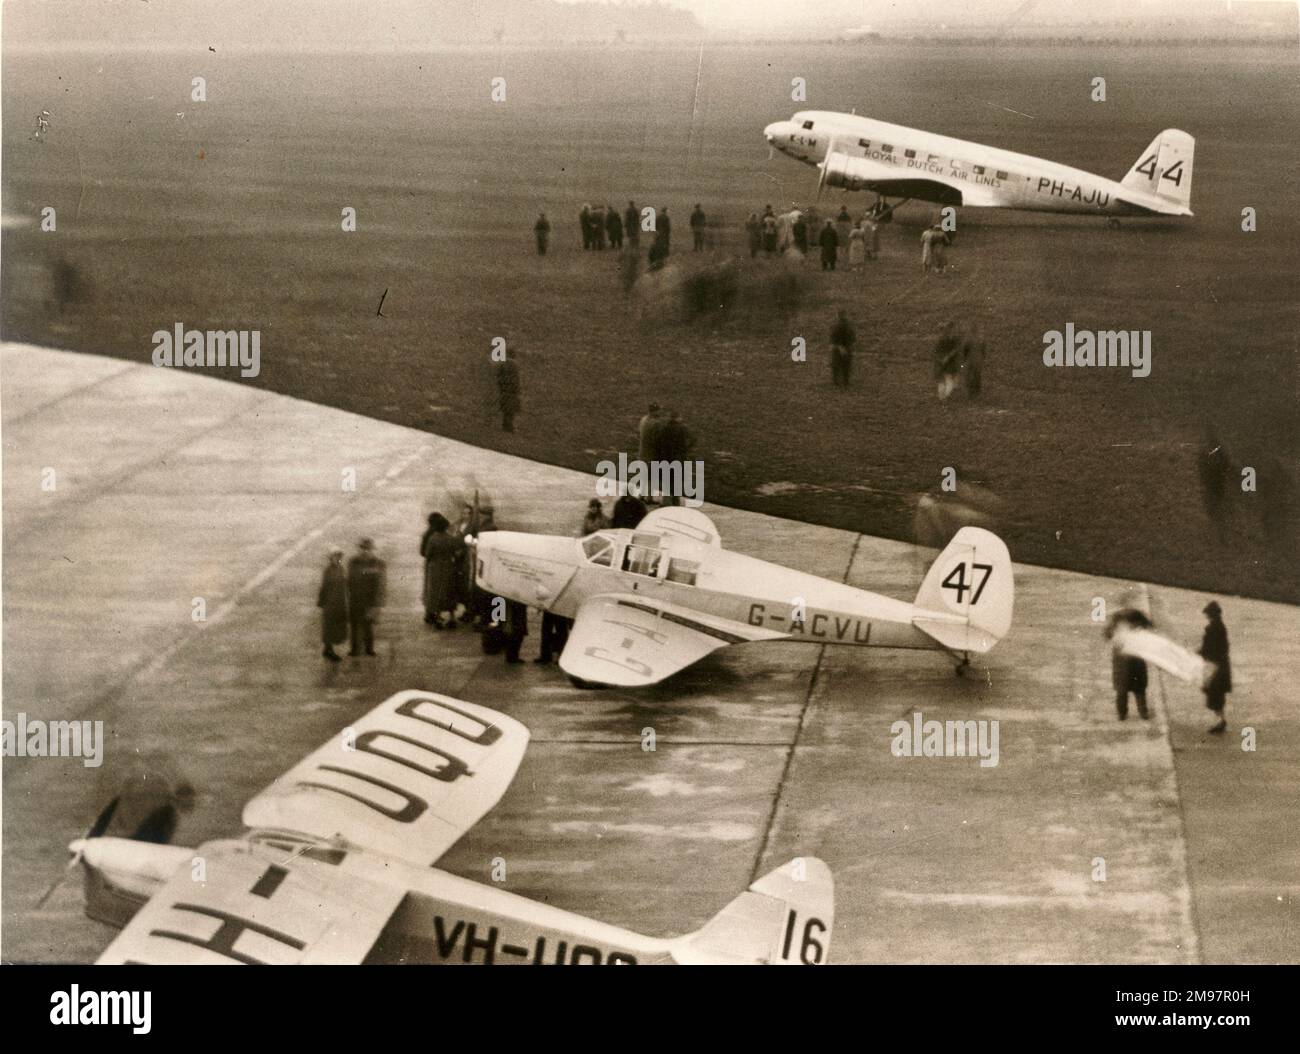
[569,675,610,690]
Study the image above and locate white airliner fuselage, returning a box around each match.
[764,111,1194,218]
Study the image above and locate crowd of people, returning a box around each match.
[314,492,660,672]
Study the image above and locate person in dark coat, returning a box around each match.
[502,599,529,664]
[1105,608,1151,720]
[591,205,607,250]
[579,204,593,250]
[689,204,706,251]
[793,213,808,255]
[612,489,648,528]
[638,403,666,464]
[1196,426,1231,543]
[582,498,611,535]
[606,205,623,249]
[761,207,778,254]
[89,776,196,846]
[624,201,640,248]
[933,321,964,400]
[534,212,550,255]
[536,611,572,664]
[317,546,349,661]
[819,220,839,271]
[1198,601,1232,733]
[347,538,387,657]
[962,322,986,399]
[421,513,463,629]
[496,351,521,432]
[745,213,761,258]
[830,309,855,388]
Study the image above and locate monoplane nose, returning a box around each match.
[764,121,782,143]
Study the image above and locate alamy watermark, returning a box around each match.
[2,713,104,767]
[1042,323,1150,378]
[596,453,705,507]
[890,711,999,768]
[152,323,261,377]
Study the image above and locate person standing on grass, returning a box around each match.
[533,212,550,255]
[690,203,707,251]
[624,200,640,248]
[830,309,855,388]
[606,204,623,250]
[496,350,521,432]
[819,219,839,271]
[848,221,866,270]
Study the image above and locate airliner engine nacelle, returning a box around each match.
[821,150,871,192]
[822,150,965,206]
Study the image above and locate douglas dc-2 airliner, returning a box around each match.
[70,692,833,964]
[474,507,1013,688]
[764,110,1194,220]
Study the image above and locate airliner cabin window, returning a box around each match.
[582,534,614,567]
[882,144,893,153]
[666,559,699,586]
[802,120,814,130]
[904,149,916,159]
[996,170,1009,180]
[974,165,986,175]
[858,139,870,149]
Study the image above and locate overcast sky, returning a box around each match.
[2,0,1274,49]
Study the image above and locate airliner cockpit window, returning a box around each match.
[802,120,814,130]
[582,534,614,567]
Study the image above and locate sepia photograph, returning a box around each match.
[1,0,1296,1010]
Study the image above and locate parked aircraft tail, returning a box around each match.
[1120,129,1195,213]
[672,857,834,965]
[913,527,1014,654]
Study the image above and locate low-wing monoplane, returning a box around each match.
[474,508,1013,688]
[71,692,833,965]
[764,110,1194,221]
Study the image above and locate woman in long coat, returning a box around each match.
[848,222,866,270]
[421,513,463,629]
[317,547,349,661]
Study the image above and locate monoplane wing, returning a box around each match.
[241,691,529,866]
[96,841,404,964]
[560,594,784,687]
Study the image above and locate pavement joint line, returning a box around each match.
[0,357,137,429]
[525,738,796,747]
[2,385,286,546]
[1140,579,1203,965]
[747,530,865,885]
[1,438,435,786]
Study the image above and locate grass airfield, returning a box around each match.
[2,41,1297,602]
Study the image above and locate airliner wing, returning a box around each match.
[560,594,785,687]
[822,151,978,206]
[241,691,529,866]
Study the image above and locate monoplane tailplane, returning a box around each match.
[672,857,833,965]
[912,527,1014,654]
